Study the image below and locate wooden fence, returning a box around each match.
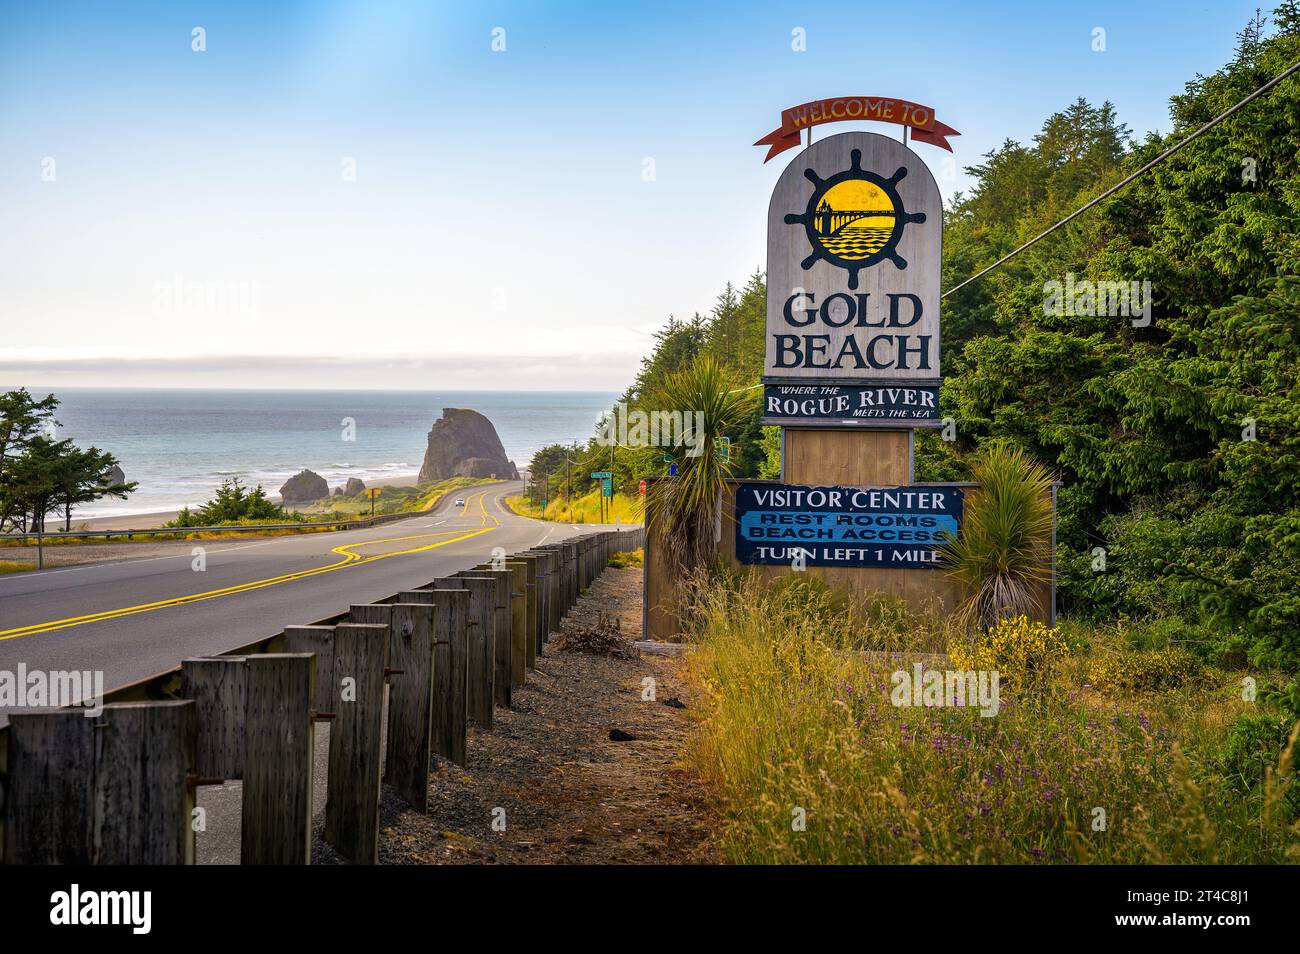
[0,526,643,865]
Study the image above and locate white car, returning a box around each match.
[454,497,465,507]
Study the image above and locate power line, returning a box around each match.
[942,55,1300,299]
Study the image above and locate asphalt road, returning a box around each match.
[0,482,617,725]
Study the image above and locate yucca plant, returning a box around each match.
[645,356,756,577]
[938,443,1055,632]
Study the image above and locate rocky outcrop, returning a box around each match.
[344,477,366,496]
[417,408,519,483]
[104,464,126,486]
[280,469,329,504]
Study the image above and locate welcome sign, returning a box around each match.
[764,132,942,382]
[734,481,963,569]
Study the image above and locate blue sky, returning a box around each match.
[0,0,1260,389]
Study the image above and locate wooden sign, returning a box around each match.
[762,380,941,427]
[765,132,942,383]
[734,481,963,569]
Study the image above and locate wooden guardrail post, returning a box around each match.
[427,588,469,766]
[470,566,513,708]
[532,551,554,645]
[3,701,197,865]
[437,575,496,727]
[283,625,336,708]
[383,601,437,811]
[562,540,578,615]
[503,561,528,688]
[180,656,247,779]
[539,547,562,633]
[511,556,539,668]
[242,653,315,865]
[323,621,388,864]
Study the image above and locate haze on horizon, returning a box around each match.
[0,1,1251,391]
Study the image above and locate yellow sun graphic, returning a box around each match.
[812,179,898,261]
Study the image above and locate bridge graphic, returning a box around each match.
[815,200,896,236]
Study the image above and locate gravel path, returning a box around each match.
[359,566,717,865]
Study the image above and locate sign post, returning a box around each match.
[366,487,382,516]
[591,472,611,524]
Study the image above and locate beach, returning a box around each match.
[62,472,424,531]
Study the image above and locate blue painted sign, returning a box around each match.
[761,381,941,427]
[734,481,963,569]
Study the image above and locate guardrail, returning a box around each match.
[0,524,645,865]
[0,510,421,543]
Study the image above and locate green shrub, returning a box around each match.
[1219,714,1295,794]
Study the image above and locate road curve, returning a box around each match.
[0,482,626,725]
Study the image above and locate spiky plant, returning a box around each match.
[938,443,1055,632]
[645,356,755,578]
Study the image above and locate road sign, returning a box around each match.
[715,436,732,462]
[602,478,612,497]
[590,471,611,479]
[668,463,678,477]
[366,488,382,498]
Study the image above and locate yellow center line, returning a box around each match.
[0,489,501,642]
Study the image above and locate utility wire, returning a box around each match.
[942,56,1300,299]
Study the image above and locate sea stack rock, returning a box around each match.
[280,469,329,504]
[105,464,126,486]
[344,477,366,496]
[417,408,520,483]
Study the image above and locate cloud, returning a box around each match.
[0,351,642,391]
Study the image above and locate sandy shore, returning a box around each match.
[66,472,423,531]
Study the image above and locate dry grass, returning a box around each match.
[681,573,1300,864]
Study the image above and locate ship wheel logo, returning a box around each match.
[783,148,926,289]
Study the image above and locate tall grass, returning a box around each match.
[682,573,1300,864]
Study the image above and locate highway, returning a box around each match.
[0,482,611,725]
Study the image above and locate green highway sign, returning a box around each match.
[590,471,612,479]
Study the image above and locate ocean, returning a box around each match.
[29,389,617,519]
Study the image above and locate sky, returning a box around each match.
[0,0,1261,390]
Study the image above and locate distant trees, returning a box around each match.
[167,477,296,527]
[0,389,135,533]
